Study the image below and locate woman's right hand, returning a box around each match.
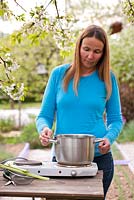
[39,127,53,146]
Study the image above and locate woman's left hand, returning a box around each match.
[98,138,111,154]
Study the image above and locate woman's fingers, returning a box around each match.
[39,127,53,146]
[98,138,111,154]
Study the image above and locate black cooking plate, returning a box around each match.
[14,160,42,166]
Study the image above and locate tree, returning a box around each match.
[122,0,134,23]
[110,26,134,121]
[0,32,67,102]
[0,50,26,100]
[0,0,75,100]
[0,0,132,101]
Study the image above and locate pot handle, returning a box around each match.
[94,138,104,143]
[48,139,58,144]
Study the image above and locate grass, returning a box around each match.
[122,166,134,197]
[0,102,41,109]
[0,145,14,162]
[108,143,134,199]
[112,143,123,160]
[117,120,134,143]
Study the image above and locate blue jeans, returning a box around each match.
[93,152,114,198]
[52,152,114,199]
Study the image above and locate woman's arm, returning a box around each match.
[36,68,58,134]
[105,72,124,144]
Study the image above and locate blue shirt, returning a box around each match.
[36,63,123,157]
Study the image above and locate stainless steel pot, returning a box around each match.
[49,134,103,166]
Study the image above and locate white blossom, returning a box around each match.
[7,63,20,71]
[1,82,25,101]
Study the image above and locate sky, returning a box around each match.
[0,0,119,34]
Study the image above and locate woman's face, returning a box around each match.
[80,37,104,73]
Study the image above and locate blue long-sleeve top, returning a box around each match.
[36,63,123,157]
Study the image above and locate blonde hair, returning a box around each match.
[63,25,112,100]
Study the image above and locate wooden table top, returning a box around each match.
[0,171,104,200]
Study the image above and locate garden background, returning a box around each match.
[0,0,134,199]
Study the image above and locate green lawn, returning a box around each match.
[0,102,41,109]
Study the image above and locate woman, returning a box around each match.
[36,25,123,198]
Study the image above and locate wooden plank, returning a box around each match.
[0,171,104,200]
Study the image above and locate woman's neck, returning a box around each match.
[80,67,96,77]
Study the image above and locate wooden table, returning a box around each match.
[0,171,104,200]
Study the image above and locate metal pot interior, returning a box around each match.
[56,134,95,139]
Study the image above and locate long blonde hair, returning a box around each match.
[63,25,112,100]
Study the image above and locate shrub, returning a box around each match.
[20,122,53,149]
[0,134,5,143]
[19,122,42,149]
[120,83,134,122]
[117,120,134,143]
[110,26,134,122]
[0,145,14,161]
[0,118,15,132]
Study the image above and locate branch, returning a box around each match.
[54,0,60,18]
[13,0,27,12]
[0,56,10,81]
[44,0,54,11]
[54,0,64,33]
[127,0,134,16]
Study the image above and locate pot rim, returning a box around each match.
[56,134,95,138]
